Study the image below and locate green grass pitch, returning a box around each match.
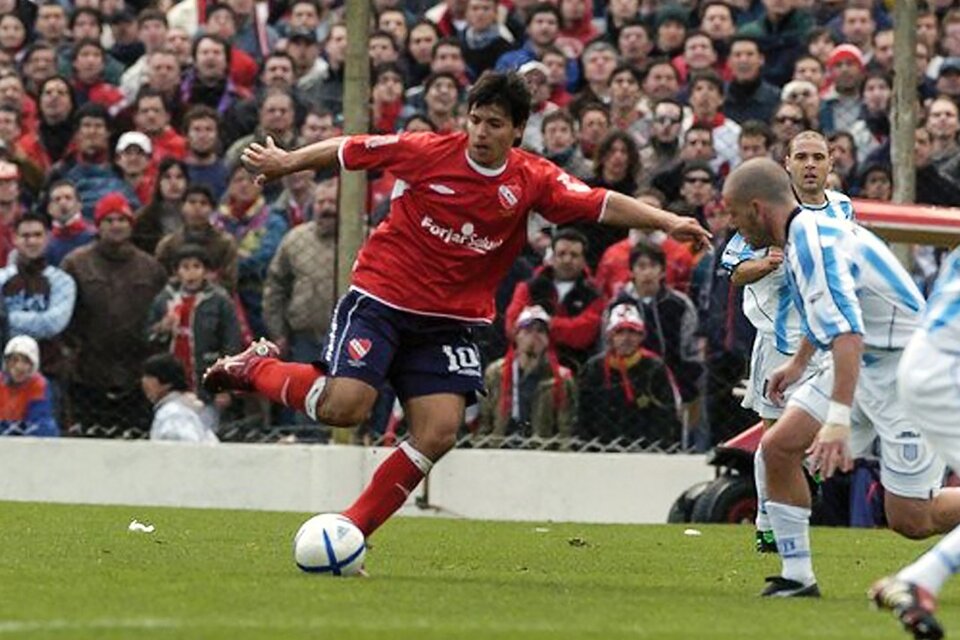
[0,501,954,639]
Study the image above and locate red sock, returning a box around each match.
[343,445,427,537]
[249,360,321,412]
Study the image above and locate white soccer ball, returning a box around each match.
[293,513,367,576]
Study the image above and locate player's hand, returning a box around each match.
[240,136,290,186]
[806,422,853,479]
[667,215,712,251]
[765,247,784,269]
[766,358,805,406]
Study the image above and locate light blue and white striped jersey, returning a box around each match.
[721,189,854,353]
[922,246,960,352]
[784,210,924,351]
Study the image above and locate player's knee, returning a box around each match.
[886,505,935,540]
[315,400,369,427]
[412,421,459,458]
[760,429,792,463]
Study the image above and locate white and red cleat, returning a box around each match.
[202,338,280,394]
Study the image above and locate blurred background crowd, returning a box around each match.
[0,0,951,451]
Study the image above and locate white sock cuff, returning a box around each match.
[399,441,433,475]
[304,376,327,421]
[765,501,812,522]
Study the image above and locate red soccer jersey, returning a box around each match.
[339,132,610,322]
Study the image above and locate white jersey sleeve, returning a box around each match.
[923,247,960,351]
[720,231,758,273]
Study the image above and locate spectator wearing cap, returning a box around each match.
[819,44,866,135]
[722,35,780,125]
[61,192,166,430]
[477,304,575,446]
[0,335,59,437]
[495,3,580,93]
[651,4,687,59]
[460,0,514,79]
[51,102,140,220]
[213,163,288,339]
[781,79,821,131]
[146,243,240,408]
[134,89,187,164]
[738,0,813,88]
[937,58,960,103]
[116,131,155,206]
[287,26,328,104]
[263,178,338,371]
[156,184,239,292]
[142,353,218,442]
[686,70,740,174]
[611,240,702,409]
[505,228,605,371]
[849,70,891,166]
[46,180,95,267]
[518,61,557,154]
[0,213,77,390]
[578,302,681,448]
[118,10,169,102]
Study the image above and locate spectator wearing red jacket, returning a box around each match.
[505,228,604,371]
[134,89,187,163]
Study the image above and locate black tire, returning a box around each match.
[690,475,757,524]
[667,480,713,523]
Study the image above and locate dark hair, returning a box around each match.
[541,108,575,134]
[49,178,78,195]
[153,157,189,202]
[608,64,641,86]
[617,17,651,40]
[431,36,462,59]
[681,159,716,180]
[174,243,211,268]
[594,130,640,182]
[862,69,892,90]
[71,37,104,62]
[526,2,561,28]
[137,8,168,27]
[15,212,50,232]
[184,183,215,206]
[629,240,666,269]
[143,353,189,391]
[578,101,609,123]
[827,130,857,156]
[406,18,440,50]
[0,104,21,126]
[373,62,405,88]
[192,33,232,67]
[205,3,236,23]
[641,56,679,82]
[794,54,823,72]
[74,101,109,127]
[552,227,588,251]
[466,71,531,127]
[636,186,666,206]
[423,70,460,94]
[698,0,733,21]
[261,51,295,77]
[402,112,437,131]
[183,104,219,130]
[689,69,723,94]
[134,86,169,112]
[70,7,103,30]
[729,34,761,53]
[369,29,399,51]
[684,122,713,141]
[806,26,836,46]
[739,119,774,148]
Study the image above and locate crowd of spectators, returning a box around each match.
[0,0,956,450]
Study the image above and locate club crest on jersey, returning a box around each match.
[497,184,520,210]
[347,338,372,366]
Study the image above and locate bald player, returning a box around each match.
[723,158,960,598]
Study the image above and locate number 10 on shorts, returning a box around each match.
[443,345,480,374]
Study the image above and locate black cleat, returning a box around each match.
[869,577,944,640]
[760,576,821,598]
[756,530,778,554]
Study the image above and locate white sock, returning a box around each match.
[304,376,327,421]
[766,501,815,585]
[897,525,960,596]
[399,441,433,475]
[754,445,771,531]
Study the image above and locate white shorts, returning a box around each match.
[742,332,823,420]
[898,332,960,472]
[788,346,945,500]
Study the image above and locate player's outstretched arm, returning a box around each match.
[602,192,711,247]
[807,332,861,479]
[241,135,350,185]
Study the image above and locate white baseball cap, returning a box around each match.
[606,303,646,335]
[4,335,40,371]
[116,131,153,155]
[516,305,551,330]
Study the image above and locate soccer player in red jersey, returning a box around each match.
[204,72,710,542]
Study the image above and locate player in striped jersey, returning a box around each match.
[871,247,960,640]
[723,158,960,599]
[721,132,854,554]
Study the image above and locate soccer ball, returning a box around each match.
[293,513,367,576]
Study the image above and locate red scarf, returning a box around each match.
[499,346,567,419]
[171,293,198,389]
[51,214,91,239]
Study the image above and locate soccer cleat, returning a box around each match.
[760,576,821,598]
[202,338,280,393]
[869,577,943,640]
[756,530,778,554]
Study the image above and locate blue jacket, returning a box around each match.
[495,41,580,92]
[56,160,141,221]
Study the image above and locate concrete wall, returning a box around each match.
[0,439,714,524]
